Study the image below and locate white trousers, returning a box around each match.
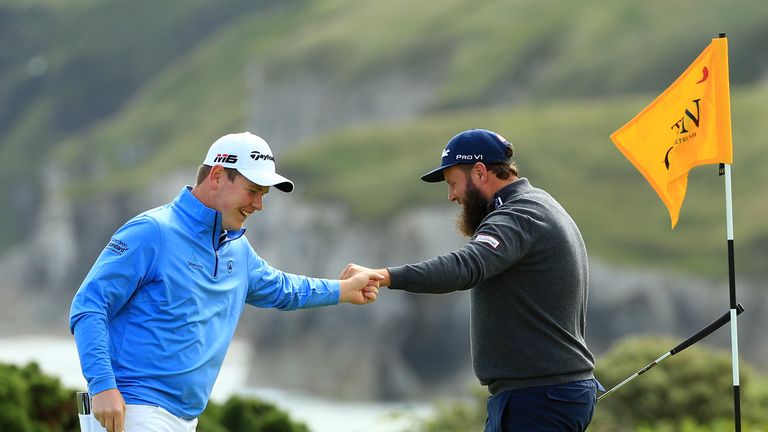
[79,404,198,432]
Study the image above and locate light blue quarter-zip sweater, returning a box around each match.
[70,186,339,419]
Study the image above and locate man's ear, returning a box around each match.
[209,165,225,190]
[474,162,489,183]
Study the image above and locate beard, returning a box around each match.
[456,178,492,237]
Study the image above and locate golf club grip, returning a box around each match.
[670,303,744,355]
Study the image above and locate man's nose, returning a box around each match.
[253,195,263,211]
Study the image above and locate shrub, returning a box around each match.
[411,387,487,432]
[591,336,768,431]
[0,362,79,432]
[199,396,309,432]
[0,361,309,432]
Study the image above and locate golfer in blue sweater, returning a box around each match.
[70,132,382,432]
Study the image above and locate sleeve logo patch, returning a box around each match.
[106,238,129,256]
[475,234,500,249]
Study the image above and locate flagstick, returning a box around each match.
[722,162,741,431]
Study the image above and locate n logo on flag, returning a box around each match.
[610,37,733,228]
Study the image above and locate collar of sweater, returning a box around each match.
[491,178,532,210]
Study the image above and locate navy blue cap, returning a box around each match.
[420,129,511,182]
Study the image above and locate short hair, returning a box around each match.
[195,165,239,185]
[460,144,518,179]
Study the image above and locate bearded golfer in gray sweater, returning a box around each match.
[343,129,602,431]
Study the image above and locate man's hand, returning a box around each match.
[338,267,385,304]
[341,263,391,287]
[92,388,126,432]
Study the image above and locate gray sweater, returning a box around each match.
[388,178,595,394]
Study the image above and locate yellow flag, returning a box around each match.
[610,37,733,228]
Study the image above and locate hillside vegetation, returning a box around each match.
[3,0,768,278]
[281,82,768,278]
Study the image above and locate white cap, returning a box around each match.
[203,132,294,193]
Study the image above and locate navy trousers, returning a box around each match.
[484,379,603,431]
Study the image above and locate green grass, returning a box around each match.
[279,80,768,278]
[4,0,768,276]
[54,5,308,197]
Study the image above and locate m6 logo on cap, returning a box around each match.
[214,154,238,164]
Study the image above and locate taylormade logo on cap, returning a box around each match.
[203,132,294,193]
[250,151,274,162]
